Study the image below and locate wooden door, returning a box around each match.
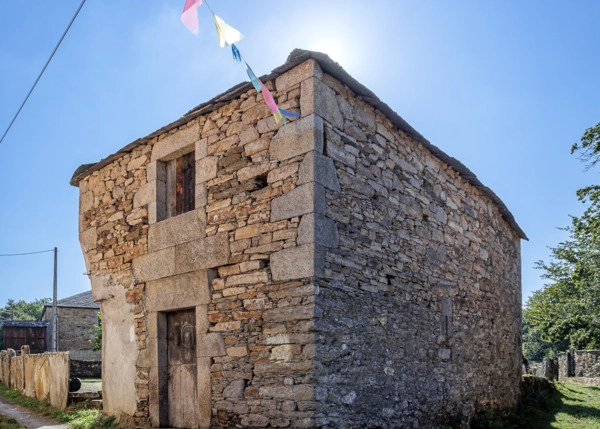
[167,309,198,428]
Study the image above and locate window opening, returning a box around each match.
[162,151,195,220]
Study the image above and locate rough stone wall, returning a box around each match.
[78,60,323,428]
[78,135,151,422]
[308,70,523,427]
[574,351,600,377]
[44,307,99,352]
[557,352,570,378]
[555,350,600,379]
[76,57,522,428]
[71,360,102,378]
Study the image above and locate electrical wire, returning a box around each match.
[0,249,54,257]
[0,0,87,145]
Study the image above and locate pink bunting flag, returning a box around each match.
[181,0,203,35]
[260,81,282,123]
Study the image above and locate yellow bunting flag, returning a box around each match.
[212,14,244,48]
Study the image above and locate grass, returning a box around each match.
[471,378,600,428]
[2,377,600,429]
[0,414,25,429]
[0,383,115,429]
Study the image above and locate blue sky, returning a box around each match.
[1,1,599,309]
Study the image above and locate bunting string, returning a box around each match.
[180,0,301,123]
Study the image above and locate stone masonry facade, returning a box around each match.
[71,50,525,428]
[43,306,99,353]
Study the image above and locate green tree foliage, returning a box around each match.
[90,312,102,351]
[528,186,600,349]
[522,302,569,362]
[0,298,51,320]
[0,298,50,349]
[571,122,600,169]
[525,123,600,352]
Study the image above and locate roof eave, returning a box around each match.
[69,49,527,240]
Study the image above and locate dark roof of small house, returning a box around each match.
[39,290,99,321]
[63,290,98,308]
[50,290,99,309]
[0,321,49,328]
[70,49,527,240]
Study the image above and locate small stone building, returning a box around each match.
[40,290,101,375]
[70,50,526,428]
[40,291,100,354]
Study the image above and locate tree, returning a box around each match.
[90,312,102,351]
[523,295,570,362]
[571,122,600,169]
[525,123,600,351]
[0,298,50,349]
[1,298,51,320]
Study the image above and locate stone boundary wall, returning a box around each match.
[71,359,101,378]
[557,352,571,379]
[70,350,102,361]
[529,350,600,380]
[574,350,600,377]
[0,349,70,410]
[529,358,558,380]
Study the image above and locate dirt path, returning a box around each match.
[0,396,65,429]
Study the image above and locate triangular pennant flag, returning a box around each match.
[260,81,282,123]
[181,0,203,35]
[212,14,244,47]
[232,44,242,63]
[246,63,261,93]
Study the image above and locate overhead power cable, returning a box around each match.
[0,0,87,145]
[0,249,54,257]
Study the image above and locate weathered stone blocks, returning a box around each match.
[146,271,211,311]
[132,247,175,282]
[271,183,326,222]
[174,232,229,274]
[148,208,206,252]
[298,213,339,248]
[271,243,325,281]
[298,150,341,191]
[270,114,323,161]
[151,123,199,162]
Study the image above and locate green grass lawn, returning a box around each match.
[543,382,600,428]
[476,380,600,428]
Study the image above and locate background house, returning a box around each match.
[40,290,101,376]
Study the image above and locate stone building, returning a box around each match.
[70,49,526,428]
[40,291,101,357]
